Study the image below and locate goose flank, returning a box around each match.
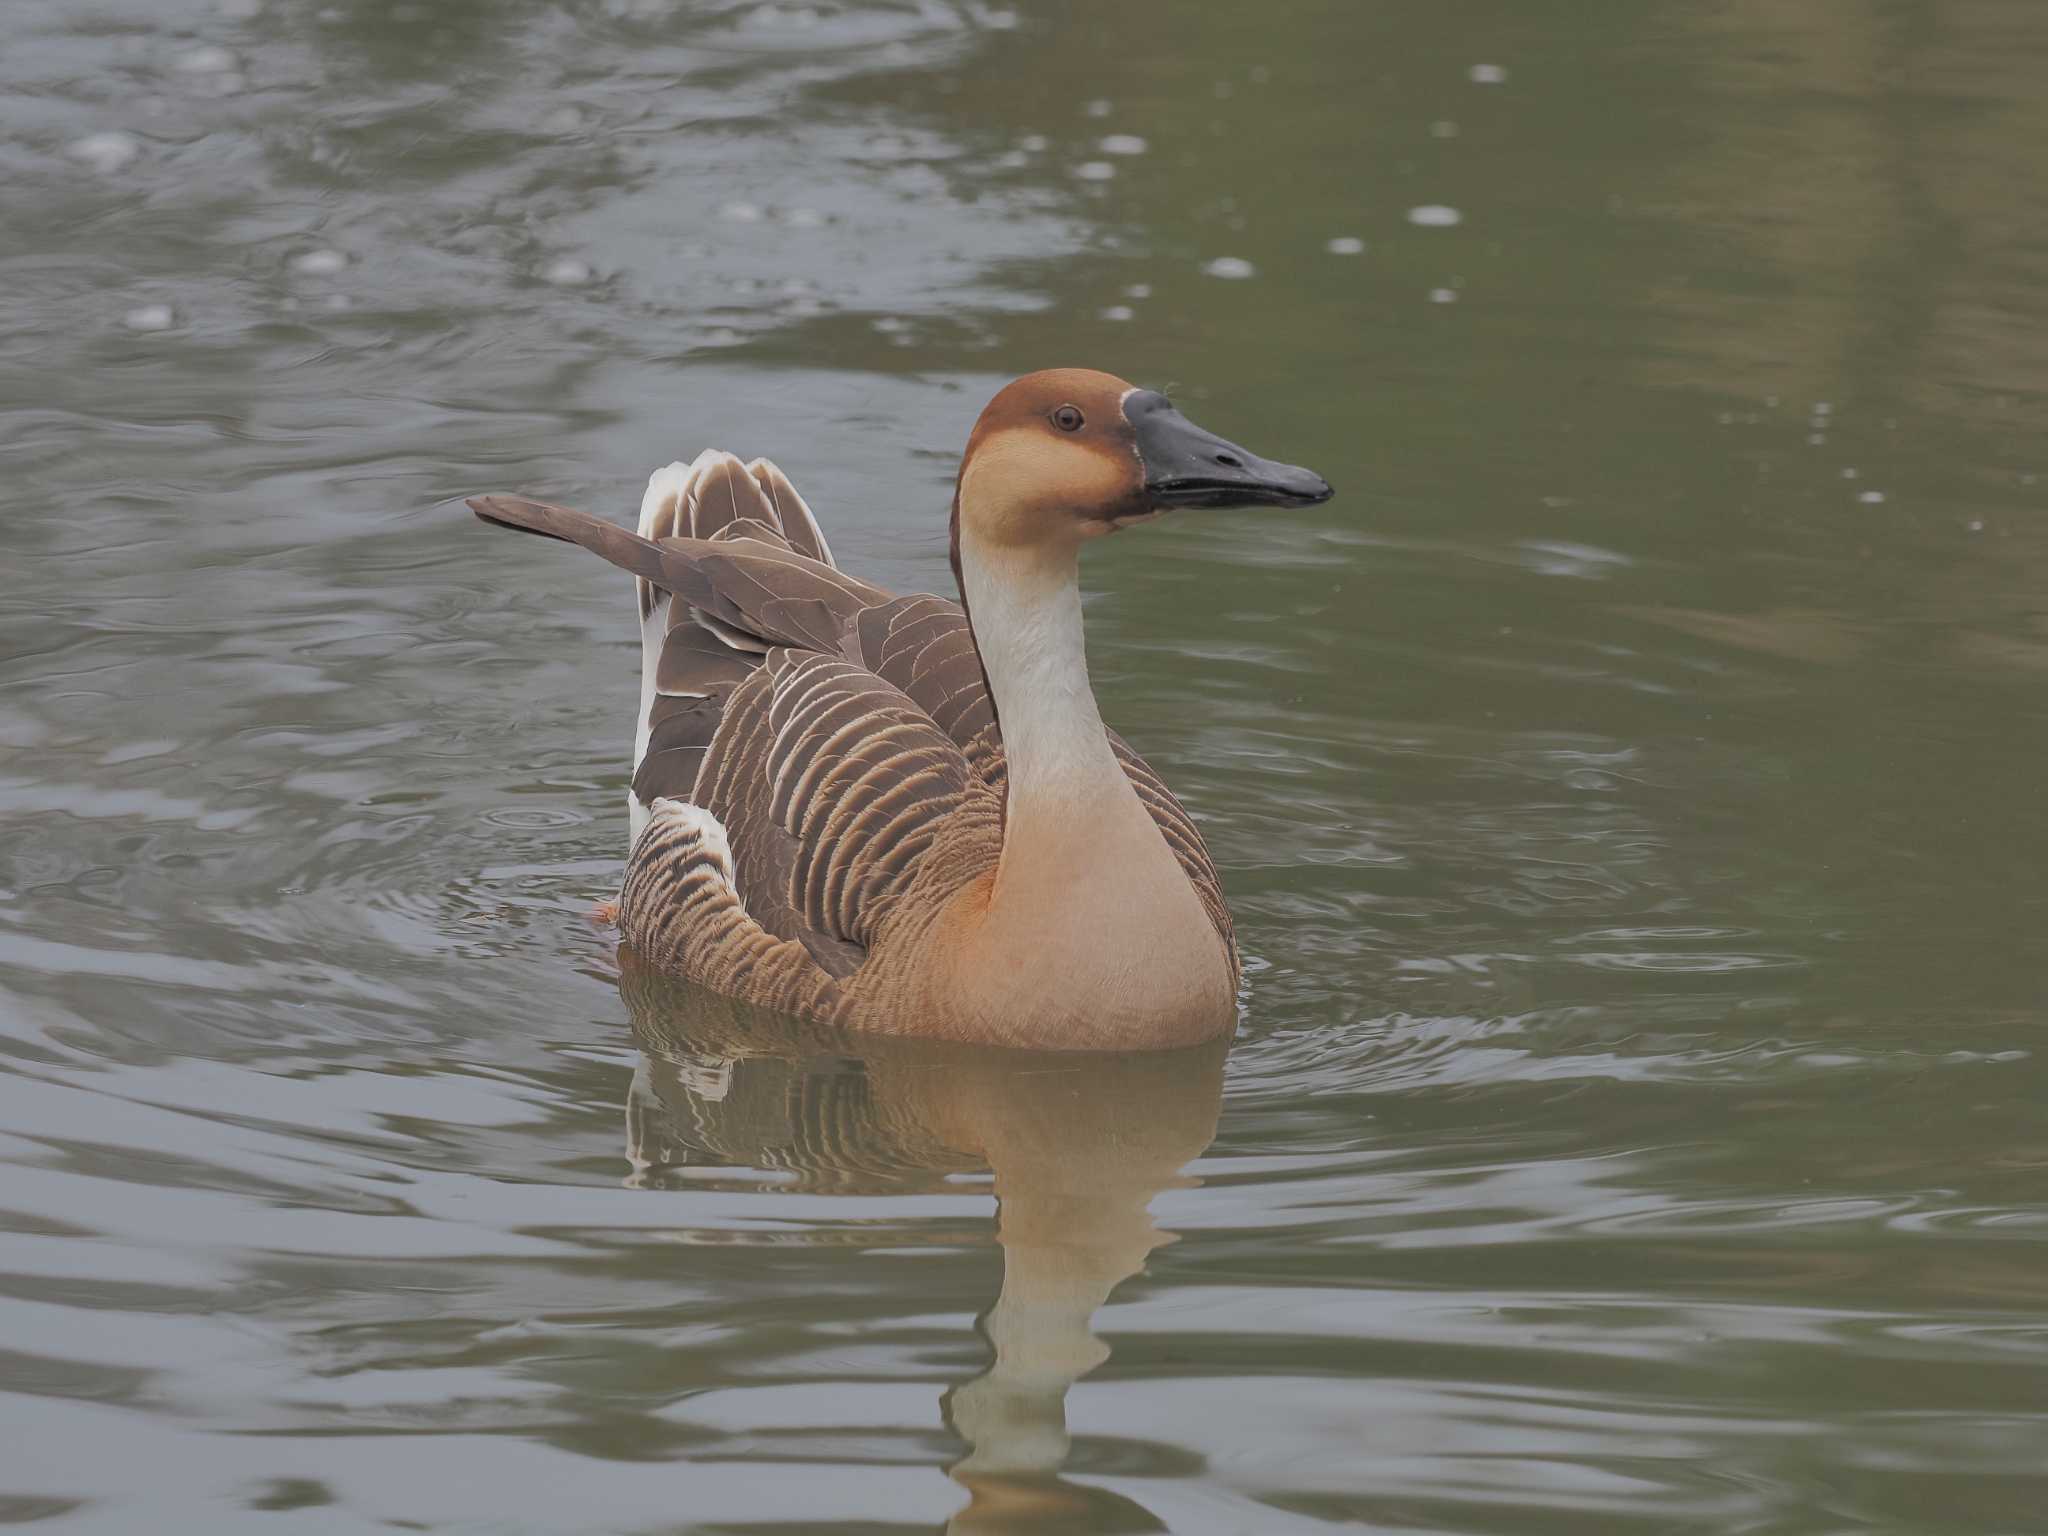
[469,368,1332,1049]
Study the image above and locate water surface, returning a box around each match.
[3,1,2046,1530]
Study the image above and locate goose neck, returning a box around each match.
[956,533,1121,808]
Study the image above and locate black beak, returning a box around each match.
[1127,390,1334,510]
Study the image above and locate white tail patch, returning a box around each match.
[632,456,713,815]
[650,796,734,866]
[644,798,745,910]
[745,456,832,566]
[626,452,833,854]
[632,452,746,840]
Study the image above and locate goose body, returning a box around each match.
[472,369,1331,1050]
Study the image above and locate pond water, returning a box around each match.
[3,1,2046,1530]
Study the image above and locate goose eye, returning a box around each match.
[1051,404,1085,432]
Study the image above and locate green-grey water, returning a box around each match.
[4,2,2046,1530]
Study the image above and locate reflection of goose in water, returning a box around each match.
[621,959,1225,1533]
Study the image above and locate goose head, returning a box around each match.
[951,367,1333,557]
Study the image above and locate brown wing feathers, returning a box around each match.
[760,652,978,947]
[856,596,998,752]
[619,797,842,1015]
[470,494,677,591]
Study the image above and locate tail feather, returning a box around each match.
[635,451,836,618]
[711,516,786,547]
[746,458,833,566]
[470,454,839,851]
[632,452,835,843]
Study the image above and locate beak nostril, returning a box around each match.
[1213,452,1244,469]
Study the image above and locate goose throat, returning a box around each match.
[956,535,1122,808]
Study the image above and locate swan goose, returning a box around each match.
[471,368,1332,1050]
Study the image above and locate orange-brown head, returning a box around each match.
[949,368,1332,575]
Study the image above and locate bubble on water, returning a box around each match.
[1858,490,1886,504]
[1326,236,1365,254]
[1074,160,1115,181]
[1099,134,1147,155]
[719,201,765,223]
[1841,467,1859,479]
[291,248,348,276]
[1085,98,1112,118]
[1430,120,1459,139]
[483,807,582,830]
[1428,287,1459,303]
[123,303,176,332]
[543,258,593,286]
[785,206,826,227]
[1807,433,1826,446]
[1968,518,1984,533]
[1124,282,1151,299]
[1408,204,1462,227]
[1470,63,1507,84]
[1249,65,1271,85]
[1812,400,1833,415]
[539,104,586,134]
[1100,305,1134,322]
[1017,133,1048,152]
[701,326,744,347]
[67,131,141,174]
[1202,256,1256,279]
[176,45,238,73]
[1212,80,1235,99]
[993,150,1028,168]
[871,316,910,335]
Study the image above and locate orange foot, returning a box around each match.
[588,898,621,928]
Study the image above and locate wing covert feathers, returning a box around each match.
[760,652,984,948]
[685,651,1001,984]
